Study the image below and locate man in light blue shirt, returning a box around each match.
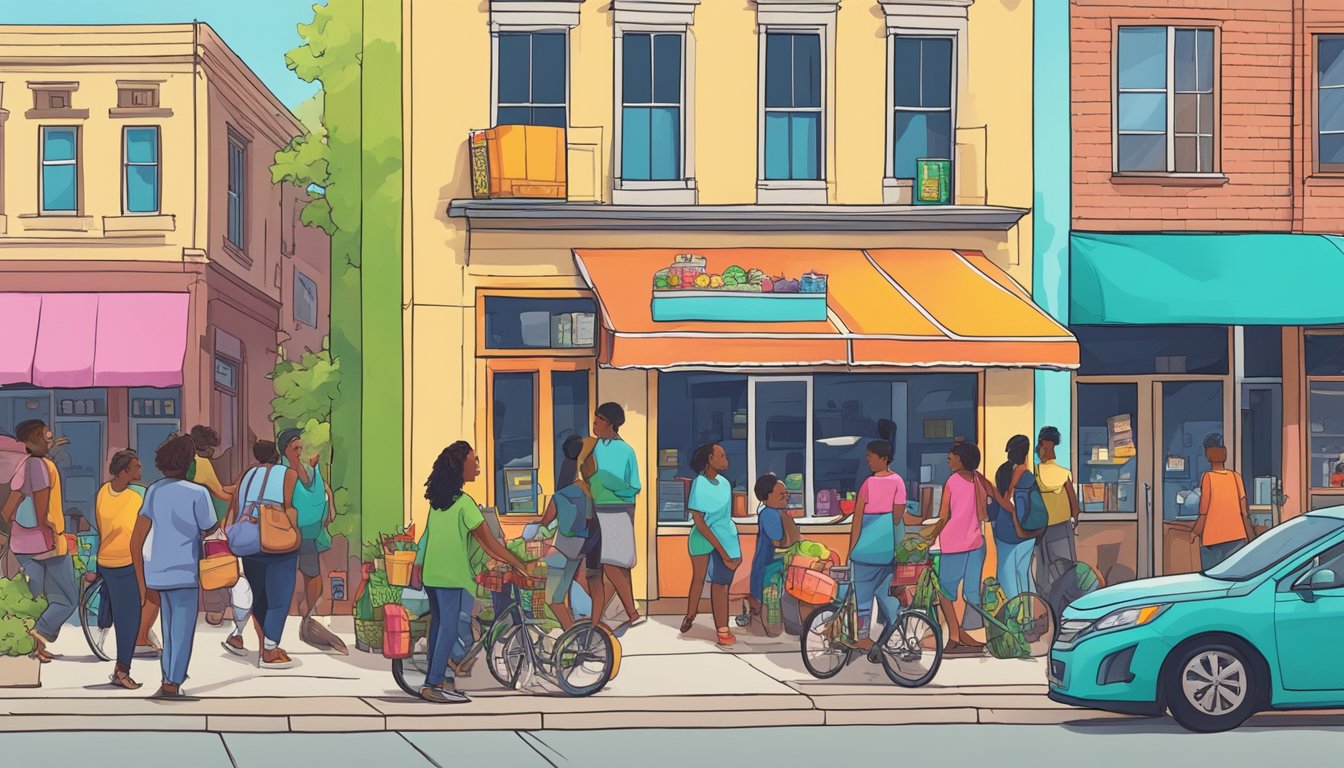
[132,434,218,700]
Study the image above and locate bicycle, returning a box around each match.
[902,552,1056,659]
[1042,555,1103,617]
[392,574,616,698]
[799,565,943,687]
[79,572,114,661]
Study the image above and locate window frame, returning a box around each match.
[226,129,248,252]
[491,28,571,129]
[294,269,319,328]
[1112,23,1222,177]
[121,125,161,215]
[1316,33,1344,174]
[758,28,827,186]
[886,33,958,182]
[613,25,696,201]
[475,289,600,358]
[38,125,80,215]
[1305,329,1344,493]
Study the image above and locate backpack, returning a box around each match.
[1017,483,1050,537]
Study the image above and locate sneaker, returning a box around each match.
[221,635,248,657]
[419,686,470,704]
[150,684,198,701]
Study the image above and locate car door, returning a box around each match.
[1274,539,1344,692]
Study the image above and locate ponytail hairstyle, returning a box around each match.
[877,418,897,444]
[949,437,982,472]
[425,441,473,509]
[689,442,719,475]
[996,435,1031,496]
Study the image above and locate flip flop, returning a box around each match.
[680,616,695,634]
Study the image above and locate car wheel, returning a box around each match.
[1164,640,1262,733]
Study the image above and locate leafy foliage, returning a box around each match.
[0,575,46,657]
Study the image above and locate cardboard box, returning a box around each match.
[470,125,568,200]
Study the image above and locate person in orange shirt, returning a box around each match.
[1191,444,1254,570]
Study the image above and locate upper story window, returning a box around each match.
[891,36,954,181]
[123,126,160,214]
[119,86,158,109]
[1115,26,1217,175]
[27,82,87,120]
[496,31,567,128]
[1318,36,1344,173]
[39,126,79,214]
[620,32,684,182]
[227,131,247,250]
[762,32,823,181]
[294,270,319,328]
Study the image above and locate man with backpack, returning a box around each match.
[1034,426,1082,607]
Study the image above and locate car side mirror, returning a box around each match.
[1311,569,1337,591]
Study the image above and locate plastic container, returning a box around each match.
[785,565,838,605]
[385,550,416,587]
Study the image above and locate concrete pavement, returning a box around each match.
[0,615,1120,732]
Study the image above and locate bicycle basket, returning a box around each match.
[892,561,930,587]
[785,565,838,605]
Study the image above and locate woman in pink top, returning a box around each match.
[922,439,989,653]
[845,435,922,651]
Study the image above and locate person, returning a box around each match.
[988,435,1039,600]
[746,474,800,636]
[412,441,528,704]
[846,436,922,652]
[0,420,77,663]
[588,402,644,629]
[223,440,302,669]
[1034,426,1081,597]
[279,429,343,652]
[130,435,218,700]
[529,435,597,630]
[94,450,147,689]
[922,439,989,653]
[1191,444,1254,570]
[188,426,239,629]
[1331,462,1344,489]
[679,443,740,646]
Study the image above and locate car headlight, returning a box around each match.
[1094,604,1168,632]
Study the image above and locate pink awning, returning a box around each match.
[0,293,189,389]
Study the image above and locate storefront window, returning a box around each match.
[754,379,810,517]
[551,370,589,488]
[1310,381,1344,489]
[130,387,182,485]
[1306,332,1344,377]
[483,297,597,351]
[1075,325,1229,376]
[1076,383,1139,516]
[1241,383,1282,506]
[657,373,748,522]
[493,372,538,514]
[1160,381,1224,521]
[1243,326,1283,379]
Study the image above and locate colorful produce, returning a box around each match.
[650,254,825,294]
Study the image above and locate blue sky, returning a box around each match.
[1,0,325,107]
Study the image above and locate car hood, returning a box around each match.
[1067,573,1231,614]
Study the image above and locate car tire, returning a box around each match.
[1163,639,1263,733]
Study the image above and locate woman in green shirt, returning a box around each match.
[412,441,526,704]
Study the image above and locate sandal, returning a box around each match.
[716,629,737,647]
[680,616,695,634]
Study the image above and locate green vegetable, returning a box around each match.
[722,265,748,285]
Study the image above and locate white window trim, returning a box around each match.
[613,22,697,204]
[39,125,79,216]
[491,29,573,130]
[122,125,161,216]
[1112,25,1219,176]
[756,26,832,204]
[611,0,698,26]
[489,0,584,31]
[879,0,969,205]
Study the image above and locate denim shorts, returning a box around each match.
[706,550,736,586]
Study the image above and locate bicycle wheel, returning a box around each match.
[391,652,429,697]
[989,591,1056,659]
[80,576,113,662]
[1048,559,1102,616]
[490,623,536,690]
[800,605,852,679]
[552,624,614,696]
[876,610,942,688]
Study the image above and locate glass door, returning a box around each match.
[748,377,812,517]
[1155,380,1227,575]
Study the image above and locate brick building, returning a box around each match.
[1045,0,1344,581]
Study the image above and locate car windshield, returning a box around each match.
[1204,515,1344,581]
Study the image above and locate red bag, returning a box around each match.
[381,604,411,660]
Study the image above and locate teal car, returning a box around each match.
[1048,506,1344,732]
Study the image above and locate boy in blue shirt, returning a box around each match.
[748,474,799,636]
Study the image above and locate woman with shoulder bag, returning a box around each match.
[224,439,301,669]
[986,435,1043,601]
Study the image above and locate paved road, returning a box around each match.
[4,723,1340,767]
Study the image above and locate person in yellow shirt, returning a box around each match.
[95,450,147,689]
[1033,426,1081,598]
[187,426,243,631]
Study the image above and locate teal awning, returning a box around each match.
[1071,232,1344,325]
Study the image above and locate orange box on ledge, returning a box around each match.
[470,124,567,200]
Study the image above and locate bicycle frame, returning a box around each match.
[913,559,1020,638]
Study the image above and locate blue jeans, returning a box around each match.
[158,587,199,686]
[938,548,986,630]
[995,538,1035,600]
[16,553,78,642]
[1200,539,1246,571]
[852,561,902,637]
[425,586,474,688]
[99,564,141,670]
[242,552,299,644]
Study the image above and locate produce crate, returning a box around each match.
[510,573,547,591]
[475,568,511,593]
[785,565,838,605]
[650,290,827,323]
[892,561,931,587]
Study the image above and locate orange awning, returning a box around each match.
[573,248,1078,370]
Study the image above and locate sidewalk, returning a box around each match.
[0,616,1123,733]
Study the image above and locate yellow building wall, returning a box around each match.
[403,1,1039,597]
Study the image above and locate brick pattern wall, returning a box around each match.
[1072,0,1296,231]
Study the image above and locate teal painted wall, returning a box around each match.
[1033,0,1072,461]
